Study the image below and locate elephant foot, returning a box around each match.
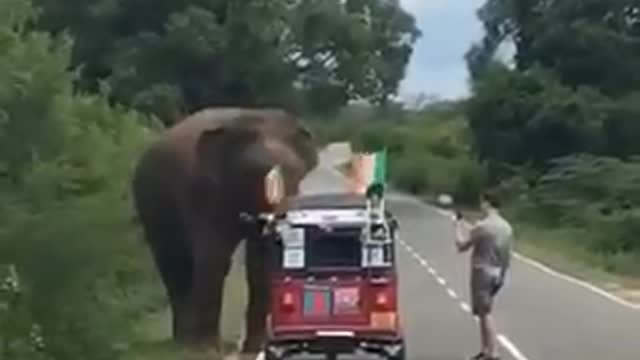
[175,335,222,353]
[241,335,265,354]
[173,325,222,351]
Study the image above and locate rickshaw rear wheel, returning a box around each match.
[264,351,282,360]
[387,343,406,360]
[325,352,338,360]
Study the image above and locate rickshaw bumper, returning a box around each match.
[266,329,405,358]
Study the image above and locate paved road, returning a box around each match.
[293,153,640,360]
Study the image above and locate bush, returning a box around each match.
[0,191,164,359]
[453,158,488,205]
[509,154,640,276]
[311,106,488,202]
[0,1,159,358]
[390,154,430,194]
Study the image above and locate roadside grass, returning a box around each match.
[124,244,248,360]
[510,223,640,300]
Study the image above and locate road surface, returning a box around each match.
[291,149,640,360]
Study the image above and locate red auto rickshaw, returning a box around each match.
[265,191,405,360]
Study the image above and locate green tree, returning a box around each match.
[0,1,158,358]
[467,0,640,95]
[32,0,421,122]
[465,0,640,172]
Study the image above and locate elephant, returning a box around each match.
[131,107,318,351]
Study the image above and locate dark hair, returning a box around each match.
[481,190,502,209]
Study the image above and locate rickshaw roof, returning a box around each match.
[285,192,394,227]
[288,192,368,211]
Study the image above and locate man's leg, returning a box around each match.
[471,269,500,359]
[479,314,498,358]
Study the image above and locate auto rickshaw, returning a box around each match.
[264,180,405,360]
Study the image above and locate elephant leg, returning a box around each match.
[141,216,193,343]
[188,225,239,349]
[242,234,272,353]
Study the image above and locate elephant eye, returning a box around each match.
[298,126,312,139]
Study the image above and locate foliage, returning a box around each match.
[467,0,640,95]
[465,65,605,171]
[466,0,640,172]
[0,0,418,358]
[32,0,421,121]
[0,265,49,360]
[312,104,489,204]
[0,0,163,358]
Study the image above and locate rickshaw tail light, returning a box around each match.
[280,292,295,312]
[374,292,391,310]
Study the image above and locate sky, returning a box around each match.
[398,0,487,101]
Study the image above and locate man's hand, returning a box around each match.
[454,220,475,252]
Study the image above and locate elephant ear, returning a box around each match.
[291,123,318,171]
[195,127,260,184]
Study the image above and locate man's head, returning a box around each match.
[479,189,501,215]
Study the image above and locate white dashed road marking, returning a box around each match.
[460,302,471,313]
[401,241,531,360]
[498,335,530,360]
[447,288,458,299]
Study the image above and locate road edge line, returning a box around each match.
[497,334,530,360]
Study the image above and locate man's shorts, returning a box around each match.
[470,266,504,316]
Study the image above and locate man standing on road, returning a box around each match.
[454,191,513,360]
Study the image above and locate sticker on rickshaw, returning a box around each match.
[283,248,305,269]
[370,312,397,330]
[281,227,304,247]
[333,287,360,314]
[281,227,305,269]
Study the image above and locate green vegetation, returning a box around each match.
[1,0,420,358]
[31,0,420,122]
[312,104,488,205]
[467,0,640,280]
[0,1,163,358]
[314,0,640,284]
[4,0,639,357]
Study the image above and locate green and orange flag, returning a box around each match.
[349,149,387,197]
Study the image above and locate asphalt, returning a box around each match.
[290,154,640,360]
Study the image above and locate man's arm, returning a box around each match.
[455,221,479,252]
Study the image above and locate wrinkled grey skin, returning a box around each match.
[131,108,318,351]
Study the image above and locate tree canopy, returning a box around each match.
[32,0,421,122]
[465,0,640,177]
[462,0,640,259]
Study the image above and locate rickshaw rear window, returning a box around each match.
[307,231,361,268]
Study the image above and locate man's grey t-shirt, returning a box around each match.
[470,212,513,273]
